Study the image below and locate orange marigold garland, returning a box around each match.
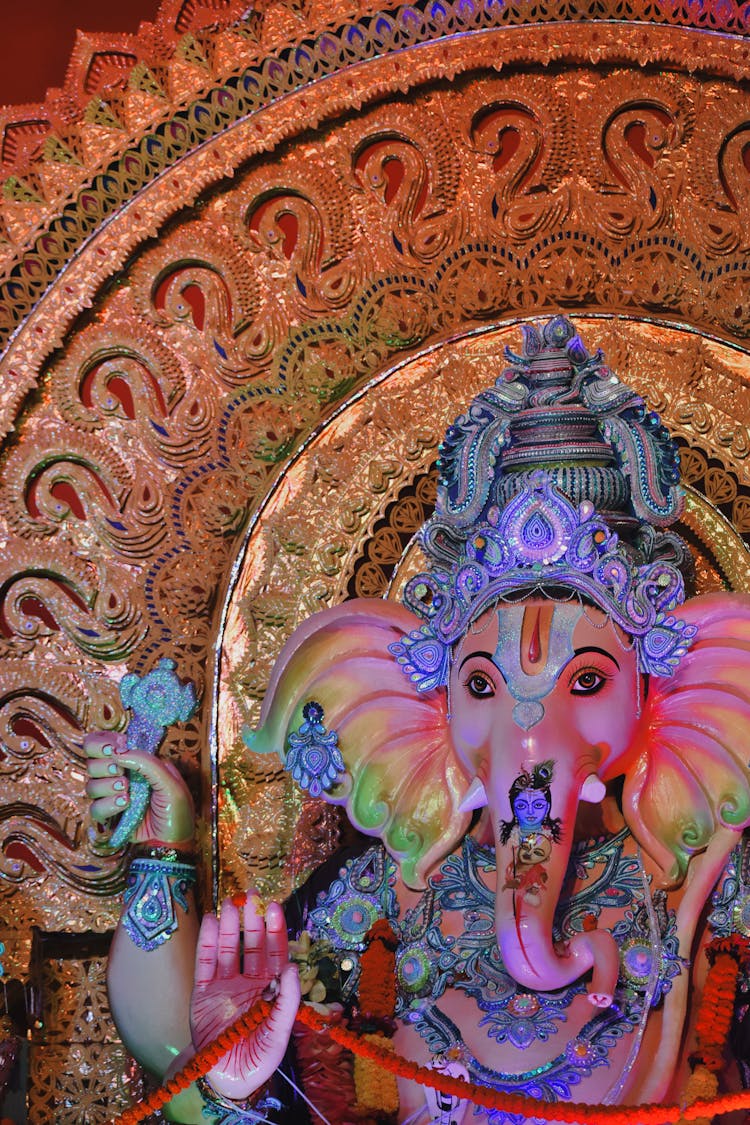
[677,934,750,1125]
[110,997,273,1125]
[108,994,750,1125]
[109,934,750,1125]
[352,919,400,1116]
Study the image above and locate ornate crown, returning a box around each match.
[390,316,696,689]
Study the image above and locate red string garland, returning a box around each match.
[110,935,750,1125]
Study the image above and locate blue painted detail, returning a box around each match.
[108,659,198,848]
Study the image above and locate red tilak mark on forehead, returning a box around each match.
[527,609,542,665]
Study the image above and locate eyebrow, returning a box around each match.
[458,651,494,671]
[573,646,621,670]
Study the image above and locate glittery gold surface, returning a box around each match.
[27,956,144,1124]
[0,2,747,1114]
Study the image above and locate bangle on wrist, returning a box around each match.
[130,843,197,863]
[122,854,197,951]
[196,1074,282,1122]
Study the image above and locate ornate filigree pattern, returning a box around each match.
[0,1,749,1115]
[28,953,145,1123]
[3,28,750,436]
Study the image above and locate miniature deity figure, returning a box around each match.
[86,315,750,1124]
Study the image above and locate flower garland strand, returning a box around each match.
[112,998,273,1125]
[353,919,400,1115]
[109,996,750,1125]
[677,935,750,1125]
[110,935,750,1125]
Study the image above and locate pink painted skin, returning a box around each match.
[191,896,301,1101]
[449,601,641,1007]
[84,729,194,847]
[89,590,750,1110]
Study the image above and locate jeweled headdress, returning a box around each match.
[390,316,696,689]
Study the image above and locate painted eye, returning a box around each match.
[466,671,495,698]
[570,669,606,695]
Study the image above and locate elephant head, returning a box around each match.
[248,589,750,1005]
[248,315,750,1005]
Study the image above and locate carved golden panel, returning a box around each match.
[0,4,749,1114]
[27,955,144,1124]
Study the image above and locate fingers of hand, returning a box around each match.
[194,913,220,988]
[275,962,301,1025]
[114,748,190,800]
[87,772,131,821]
[255,964,300,1055]
[217,899,241,979]
[87,758,124,781]
[83,731,156,778]
[86,776,128,801]
[264,902,289,979]
[242,893,266,981]
[83,731,126,760]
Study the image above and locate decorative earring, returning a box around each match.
[284,701,346,798]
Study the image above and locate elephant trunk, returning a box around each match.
[492,763,619,1008]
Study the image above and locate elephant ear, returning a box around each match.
[246,599,471,889]
[624,592,750,886]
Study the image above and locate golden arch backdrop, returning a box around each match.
[0,0,749,1117]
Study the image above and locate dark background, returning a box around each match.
[0,0,160,107]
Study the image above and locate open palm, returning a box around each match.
[191,896,301,1101]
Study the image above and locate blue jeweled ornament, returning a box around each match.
[303,828,687,1119]
[709,838,750,1008]
[390,474,696,688]
[122,857,196,951]
[284,701,346,798]
[389,315,697,690]
[109,658,198,848]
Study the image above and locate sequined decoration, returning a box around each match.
[307,831,681,1114]
[391,318,700,689]
[109,659,199,848]
[284,702,347,798]
[122,858,197,952]
[0,0,749,1111]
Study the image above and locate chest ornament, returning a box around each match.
[306,832,682,1117]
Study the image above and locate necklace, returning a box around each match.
[305,831,686,1120]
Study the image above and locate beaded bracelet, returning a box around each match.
[195,1075,282,1123]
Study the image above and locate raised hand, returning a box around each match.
[191,896,301,1101]
[84,731,195,847]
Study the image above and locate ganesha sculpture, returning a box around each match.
[86,315,750,1124]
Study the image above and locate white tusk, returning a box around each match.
[580,773,606,804]
[458,776,488,813]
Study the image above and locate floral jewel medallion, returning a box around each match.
[619,939,654,989]
[506,993,541,1018]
